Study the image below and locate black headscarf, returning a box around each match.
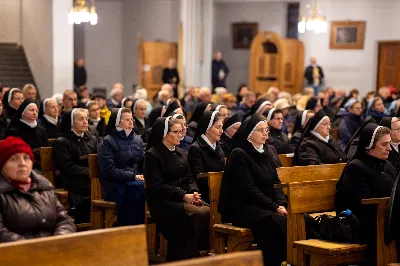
[3,88,21,118]
[223,114,241,131]
[293,110,311,134]
[380,117,394,129]
[147,106,163,129]
[59,109,73,136]
[146,116,171,151]
[305,97,320,111]
[344,117,377,155]
[189,102,211,123]
[163,100,181,117]
[193,111,220,141]
[250,98,271,115]
[8,98,37,128]
[105,108,121,136]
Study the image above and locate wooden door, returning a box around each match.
[138,40,177,102]
[377,41,400,89]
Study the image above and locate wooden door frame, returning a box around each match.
[376,40,400,90]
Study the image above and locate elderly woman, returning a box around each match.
[220,114,241,156]
[172,113,193,151]
[290,110,314,151]
[131,99,149,137]
[219,114,287,266]
[38,98,60,139]
[6,99,48,169]
[211,104,229,121]
[98,108,145,225]
[107,86,123,109]
[2,88,24,120]
[87,101,106,137]
[144,117,209,261]
[55,108,98,223]
[264,108,293,154]
[22,84,40,107]
[295,109,347,166]
[188,111,225,203]
[336,124,395,263]
[366,97,386,123]
[338,99,363,151]
[0,137,75,242]
[0,99,8,140]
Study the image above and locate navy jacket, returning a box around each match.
[178,135,193,151]
[97,130,144,199]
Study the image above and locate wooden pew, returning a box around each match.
[48,138,56,146]
[362,197,398,266]
[288,180,368,266]
[160,250,263,266]
[0,225,148,266]
[278,153,294,167]
[40,147,68,209]
[88,154,117,229]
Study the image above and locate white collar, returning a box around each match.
[111,98,119,106]
[392,143,399,153]
[20,118,37,128]
[136,117,145,126]
[310,130,329,143]
[248,139,264,153]
[72,129,84,138]
[201,134,216,150]
[43,114,58,126]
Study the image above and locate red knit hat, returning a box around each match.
[0,137,34,169]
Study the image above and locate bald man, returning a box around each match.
[304,57,324,95]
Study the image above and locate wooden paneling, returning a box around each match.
[377,41,400,90]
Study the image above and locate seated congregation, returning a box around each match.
[1,82,400,266]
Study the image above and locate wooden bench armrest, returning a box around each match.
[76,223,91,229]
[92,199,116,208]
[79,155,89,160]
[197,173,209,179]
[213,224,253,237]
[361,197,390,205]
[274,183,287,189]
[54,189,68,197]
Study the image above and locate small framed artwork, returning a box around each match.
[232,22,259,49]
[330,21,366,49]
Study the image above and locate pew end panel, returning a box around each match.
[278,153,294,167]
[287,180,368,266]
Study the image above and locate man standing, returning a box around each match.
[162,58,180,98]
[74,58,87,88]
[212,51,229,91]
[304,57,324,95]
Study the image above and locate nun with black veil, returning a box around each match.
[141,105,163,143]
[335,123,395,264]
[294,109,347,166]
[187,111,225,203]
[186,102,212,138]
[220,114,241,156]
[344,117,377,158]
[218,114,287,266]
[144,116,209,261]
[290,110,314,151]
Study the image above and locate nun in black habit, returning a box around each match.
[162,100,183,117]
[38,98,61,138]
[294,109,347,166]
[220,114,241,156]
[290,110,314,151]
[5,99,48,169]
[144,116,209,261]
[336,124,395,264]
[344,117,377,158]
[188,111,225,203]
[186,102,212,138]
[141,105,162,144]
[2,88,24,120]
[249,98,272,117]
[218,114,287,266]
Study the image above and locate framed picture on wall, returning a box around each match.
[232,22,259,49]
[330,21,366,49]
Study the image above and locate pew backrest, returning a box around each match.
[277,163,345,185]
[89,154,101,201]
[40,147,56,184]
[278,153,294,167]
[208,172,224,227]
[160,250,263,266]
[0,225,148,266]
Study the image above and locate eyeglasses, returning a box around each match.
[170,130,184,135]
[254,127,270,133]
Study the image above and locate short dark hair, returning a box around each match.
[371,127,391,149]
[121,107,132,114]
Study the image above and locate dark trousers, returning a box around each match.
[166,204,210,262]
[250,213,287,266]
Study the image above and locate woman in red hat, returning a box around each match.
[0,136,75,242]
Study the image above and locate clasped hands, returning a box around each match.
[276,206,288,216]
[183,192,202,206]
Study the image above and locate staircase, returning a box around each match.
[0,43,35,89]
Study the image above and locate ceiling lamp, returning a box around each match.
[68,0,98,25]
[298,1,327,34]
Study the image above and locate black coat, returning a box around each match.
[387,145,400,174]
[267,127,293,154]
[162,68,180,98]
[0,172,75,242]
[38,117,60,139]
[187,137,225,202]
[338,113,362,151]
[220,133,232,156]
[54,131,98,204]
[0,115,8,140]
[290,131,302,151]
[89,118,106,138]
[74,65,87,87]
[219,140,287,227]
[5,121,48,169]
[212,59,229,88]
[335,152,395,242]
[296,134,347,166]
[3,106,17,120]
[133,116,148,137]
[144,142,199,240]
[186,121,198,138]
[304,65,324,85]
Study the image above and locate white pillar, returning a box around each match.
[199,0,213,88]
[52,0,74,95]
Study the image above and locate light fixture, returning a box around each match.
[68,0,98,25]
[298,1,327,34]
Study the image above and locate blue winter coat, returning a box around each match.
[97,130,145,199]
[178,135,193,151]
